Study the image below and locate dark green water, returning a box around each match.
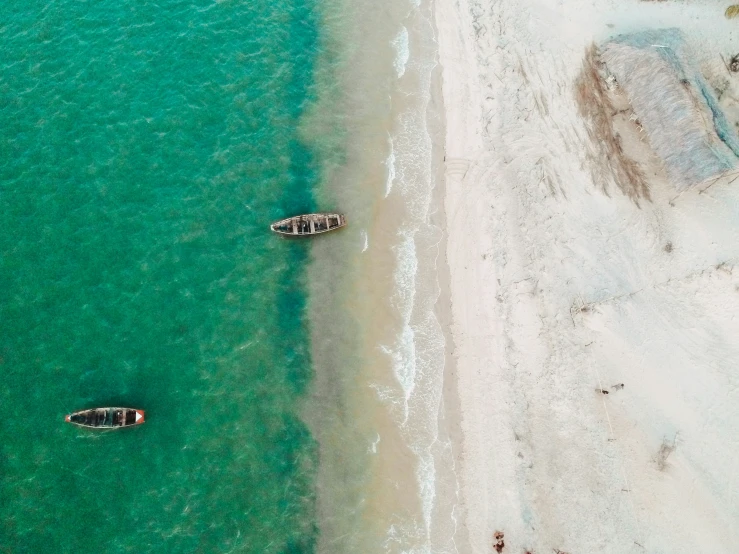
[0,1,327,551]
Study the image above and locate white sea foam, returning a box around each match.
[370,380,400,411]
[361,230,369,252]
[392,232,419,323]
[388,231,419,420]
[391,26,410,78]
[369,433,381,454]
[385,133,396,198]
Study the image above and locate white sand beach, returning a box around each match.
[435,1,739,552]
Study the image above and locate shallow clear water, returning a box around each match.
[0,1,325,551]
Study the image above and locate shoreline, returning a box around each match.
[304,0,462,551]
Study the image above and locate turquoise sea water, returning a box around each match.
[0,1,328,551]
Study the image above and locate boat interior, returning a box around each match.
[70,408,135,427]
[272,214,344,235]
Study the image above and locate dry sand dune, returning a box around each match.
[436,1,739,552]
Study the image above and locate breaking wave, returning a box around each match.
[378,5,451,545]
[391,26,410,78]
[386,132,397,198]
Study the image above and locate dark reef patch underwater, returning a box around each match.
[0,0,330,551]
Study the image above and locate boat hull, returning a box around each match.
[270,213,346,236]
[65,407,145,429]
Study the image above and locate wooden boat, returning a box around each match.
[270,213,346,236]
[65,407,145,429]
